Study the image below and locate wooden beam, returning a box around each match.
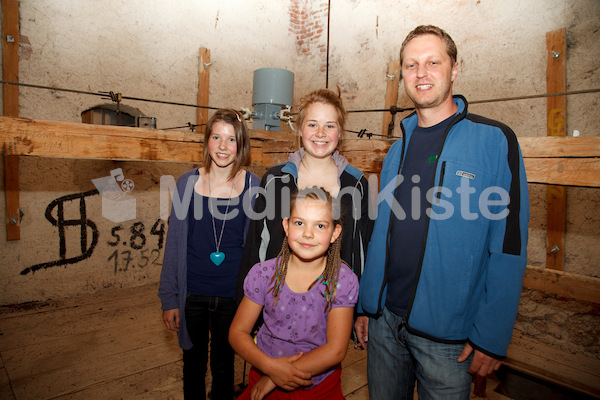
[382,60,400,137]
[4,155,19,240]
[196,47,210,134]
[519,136,600,158]
[2,0,20,240]
[0,116,296,163]
[524,157,600,187]
[2,115,600,185]
[546,28,567,270]
[0,116,206,162]
[506,333,600,397]
[2,0,19,116]
[522,265,600,304]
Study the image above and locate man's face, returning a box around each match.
[401,34,458,111]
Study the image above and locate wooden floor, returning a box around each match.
[0,283,506,400]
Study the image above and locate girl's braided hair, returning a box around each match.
[267,187,343,312]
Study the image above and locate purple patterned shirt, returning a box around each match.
[244,257,359,387]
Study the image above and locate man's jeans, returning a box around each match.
[367,307,473,400]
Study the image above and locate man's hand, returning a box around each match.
[458,342,502,376]
[354,316,369,349]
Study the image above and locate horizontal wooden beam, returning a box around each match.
[506,333,600,397]
[522,265,600,304]
[2,116,599,186]
[0,116,205,162]
[0,116,294,163]
[519,136,600,158]
[524,157,600,187]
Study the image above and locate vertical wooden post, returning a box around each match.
[2,0,20,240]
[382,60,400,137]
[196,47,210,134]
[546,28,567,270]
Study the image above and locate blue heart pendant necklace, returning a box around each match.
[207,173,235,267]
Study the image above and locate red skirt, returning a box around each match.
[237,367,345,400]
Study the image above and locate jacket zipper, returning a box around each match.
[435,161,446,203]
[403,99,466,324]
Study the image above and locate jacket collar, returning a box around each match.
[401,95,468,138]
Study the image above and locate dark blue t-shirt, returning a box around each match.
[386,115,454,317]
[186,173,250,298]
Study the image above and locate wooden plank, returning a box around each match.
[341,356,368,396]
[382,60,400,137]
[522,265,600,304]
[546,29,567,137]
[50,363,185,400]
[1,294,181,399]
[2,116,599,185]
[546,28,567,271]
[506,333,600,396]
[546,184,566,268]
[0,367,16,400]
[3,155,19,240]
[339,138,394,152]
[524,157,600,187]
[0,116,299,163]
[0,292,165,352]
[2,0,21,241]
[2,0,19,117]
[7,341,179,399]
[249,128,295,143]
[196,47,210,134]
[519,136,600,158]
[0,116,205,161]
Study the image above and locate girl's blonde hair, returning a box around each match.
[203,109,251,181]
[267,187,343,311]
[293,88,347,150]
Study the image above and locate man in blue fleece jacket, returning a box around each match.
[355,25,529,399]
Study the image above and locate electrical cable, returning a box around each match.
[3,80,599,138]
[325,0,331,89]
[3,80,598,115]
[0,80,221,110]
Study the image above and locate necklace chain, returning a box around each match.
[207,173,236,253]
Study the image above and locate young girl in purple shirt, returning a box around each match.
[230,187,358,400]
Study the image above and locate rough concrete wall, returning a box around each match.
[515,288,600,361]
[0,0,599,305]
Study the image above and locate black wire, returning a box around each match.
[3,80,599,115]
[3,79,599,138]
[325,0,331,89]
[469,88,600,105]
[162,122,206,131]
[0,80,221,110]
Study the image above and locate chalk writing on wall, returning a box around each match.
[20,190,100,275]
[106,219,166,274]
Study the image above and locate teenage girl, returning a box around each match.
[236,89,373,305]
[230,187,358,400]
[159,109,259,400]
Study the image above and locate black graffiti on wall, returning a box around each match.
[106,219,166,275]
[20,190,100,275]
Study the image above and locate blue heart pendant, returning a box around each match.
[210,251,225,266]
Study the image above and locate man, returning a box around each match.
[355,25,529,399]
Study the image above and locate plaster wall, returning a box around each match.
[0,0,599,305]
